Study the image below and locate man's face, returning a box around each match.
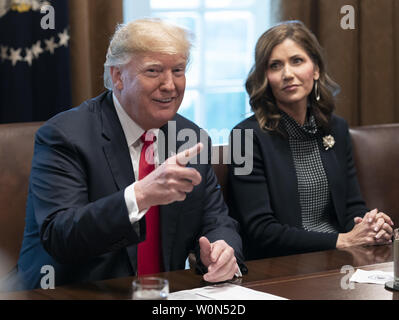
[116,52,187,130]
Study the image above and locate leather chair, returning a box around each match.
[211,145,229,202]
[0,122,42,278]
[350,123,399,225]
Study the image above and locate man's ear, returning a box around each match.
[110,66,123,91]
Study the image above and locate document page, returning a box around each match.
[169,283,288,300]
[349,269,394,285]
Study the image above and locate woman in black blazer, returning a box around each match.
[228,21,394,260]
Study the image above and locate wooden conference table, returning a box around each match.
[0,244,397,300]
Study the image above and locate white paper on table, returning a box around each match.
[349,269,394,285]
[168,283,288,300]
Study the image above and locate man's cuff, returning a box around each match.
[235,263,242,278]
[195,259,246,279]
[124,182,148,224]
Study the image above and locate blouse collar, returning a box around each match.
[280,107,318,140]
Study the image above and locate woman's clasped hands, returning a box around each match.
[337,209,394,248]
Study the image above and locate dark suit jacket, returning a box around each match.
[228,114,368,260]
[17,91,244,290]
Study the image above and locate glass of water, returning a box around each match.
[132,277,169,300]
[386,228,399,291]
[394,229,399,287]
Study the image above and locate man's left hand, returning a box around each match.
[199,236,238,283]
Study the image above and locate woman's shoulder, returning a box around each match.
[231,114,283,149]
[330,114,349,131]
[328,114,352,143]
[232,114,259,130]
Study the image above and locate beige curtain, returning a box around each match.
[68,0,123,106]
[271,0,399,126]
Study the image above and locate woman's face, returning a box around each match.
[266,38,319,111]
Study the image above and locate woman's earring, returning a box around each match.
[314,80,321,101]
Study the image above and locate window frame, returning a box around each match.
[123,0,271,144]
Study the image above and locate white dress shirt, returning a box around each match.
[113,93,159,224]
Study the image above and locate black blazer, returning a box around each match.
[17,91,244,289]
[228,114,367,260]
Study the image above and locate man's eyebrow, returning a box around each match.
[174,62,186,68]
[141,61,162,68]
[138,60,187,69]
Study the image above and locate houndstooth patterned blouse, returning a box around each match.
[280,111,339,233]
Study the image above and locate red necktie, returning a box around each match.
[137,131,162,275]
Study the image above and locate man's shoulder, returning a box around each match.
[41,91,111,133]
[173,113,202,132]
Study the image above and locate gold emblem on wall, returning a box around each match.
[0,0,51,18]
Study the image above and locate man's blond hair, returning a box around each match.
[104,18,193,90]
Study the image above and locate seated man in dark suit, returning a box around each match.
[16,18,245,290]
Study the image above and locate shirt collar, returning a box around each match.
[112,92,159,146]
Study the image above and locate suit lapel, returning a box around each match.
[270,134,302,227]
[101,93,135,189]
[100,93,142,271]
[318,135,345,224]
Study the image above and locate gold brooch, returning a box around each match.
[322,135,335,150]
